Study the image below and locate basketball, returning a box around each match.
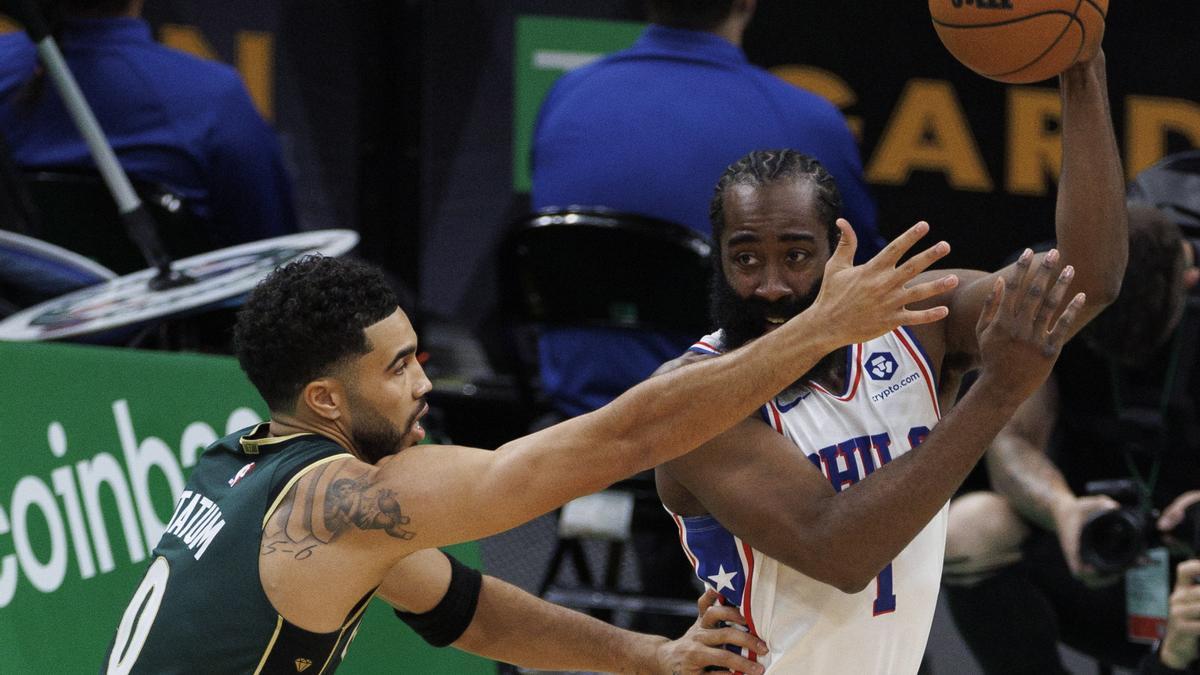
[929,0,1108,84]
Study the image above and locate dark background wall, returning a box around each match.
[116,1,1198,331]
[417,0,1199,329]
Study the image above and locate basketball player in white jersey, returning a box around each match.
[654,52,1127,673]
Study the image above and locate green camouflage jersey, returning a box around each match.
[102,424,370,675]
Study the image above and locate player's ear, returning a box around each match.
[302,378,345,421]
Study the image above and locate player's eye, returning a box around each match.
[734,252,758,267]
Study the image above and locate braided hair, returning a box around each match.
[708,149,843,252]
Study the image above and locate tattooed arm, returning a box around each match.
[377,549,766,674]
[258,457,427,632]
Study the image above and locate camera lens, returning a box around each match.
[1078,508,1148,575]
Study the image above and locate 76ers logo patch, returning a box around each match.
[867,352,898,381]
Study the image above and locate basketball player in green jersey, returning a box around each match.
[103,227,960,674]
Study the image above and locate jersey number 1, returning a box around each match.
[872,562,896,615]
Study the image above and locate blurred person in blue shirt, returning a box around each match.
[529,0,881,637]
[531,0,880,419]
[0,0,297,250]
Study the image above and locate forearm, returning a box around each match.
[810,379,1025,588]
[985,436,1074,531]
[454,575,665,673]
[500,312,839,495]
[1056,55,1127,307]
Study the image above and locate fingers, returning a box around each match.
[1034,264,1075,334]
[1002,249,1035,314]
[902,274,959,306]
[1013,249,1059,319]
[902,306,950,326]
[694,646,765,675]
[976,277,1005,334]
[701,603,748,629]
[895,240,951,280]
[1081,495,1122,513]
[1046,292,1087,348]
[1159,491,1200,531]
[697,626,769,654]
[695,588,720,618]
[870,221,930,269]
[827,218,858,271]
[1176,560,1200,589]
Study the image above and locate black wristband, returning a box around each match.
[394,553,482,647]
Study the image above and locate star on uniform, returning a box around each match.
[707,564,738,593]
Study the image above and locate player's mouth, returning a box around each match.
[411,401,429,442]
[763,316,787,333]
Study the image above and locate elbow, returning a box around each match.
[826,571,874,595]
[777,536,877,594]
[1095,275,1123,309]
[792,566,872,594]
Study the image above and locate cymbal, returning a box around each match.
[0,228,117,302]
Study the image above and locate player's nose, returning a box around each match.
[412,360,432,398]
[754,267,793,303]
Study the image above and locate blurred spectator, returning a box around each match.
[531,0,879,418]
[529,0,880,637]
[1143,558,1200,674]
[941,204,1200,673]
[0,0,297,249]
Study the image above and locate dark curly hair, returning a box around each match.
[1079,205,1187,365]
[646,0,736,31]
[233,256,399,411]
[709,149,843,252]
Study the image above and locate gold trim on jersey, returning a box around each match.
[239,423,318,456]
[260,454,354,529]
[316,591,376,675]
[252,616,284,675]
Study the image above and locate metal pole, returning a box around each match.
[4,0,189,288]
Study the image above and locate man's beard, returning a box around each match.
[709,271,847,387]
[346,390,423,464]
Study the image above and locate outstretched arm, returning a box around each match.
[663,251,1088,591]
[328,222,957,553]
[918,52,1127,365]
[378,549,767,674]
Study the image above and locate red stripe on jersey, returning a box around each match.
[893,329,941,418]
[767,401,783,433]
[670,513,700,572]
[737,540,760,672]
[694,340,721,353]
[809,343,864,402]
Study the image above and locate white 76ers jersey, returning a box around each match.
[670,327,945,675]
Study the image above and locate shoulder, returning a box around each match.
[652,332,724,377]
[0,31,34,60]
[653,350,710,378]
[540,52,629,109]
[132,44,255,112]
[746,66,844,117]
[0,33,35,86]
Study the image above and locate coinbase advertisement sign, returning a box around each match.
[0,341,488,673]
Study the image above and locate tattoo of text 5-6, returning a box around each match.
[262,462,415,559]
